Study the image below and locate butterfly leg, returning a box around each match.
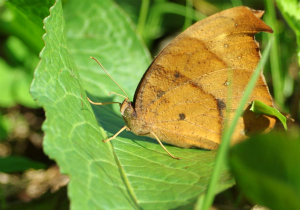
[103,125,129,143]
[151,132,180,160]
[87,97,128,142]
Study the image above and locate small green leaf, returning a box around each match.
[230,132,300,210]
[250,100,287,130]
[0,156,46,173]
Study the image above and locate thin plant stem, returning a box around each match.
[143,0,166,45]
[183,0,193,30]
[145,2,205,45]
[264,0,284,109]
[137,0,150,35]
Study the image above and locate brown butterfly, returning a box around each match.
[88,6,276,159]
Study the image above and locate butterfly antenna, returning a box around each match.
[108,92,127,99]
[90,57,129,99]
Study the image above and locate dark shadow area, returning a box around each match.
[4,187,69,210]
[243,104,277,136]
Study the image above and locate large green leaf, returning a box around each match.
[230,132,300,210]
[30,0,234,209]
[30,1,137,209]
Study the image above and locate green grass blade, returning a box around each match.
[230,0,243,7]
[137,0,150,34]
[198,37,274,210]
[264,0,285,108]
[275,0,300,66]
[183,0,193,30]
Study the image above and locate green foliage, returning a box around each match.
[230,132,300,210]
[3,0,55,52]
[0,156,45,173]
[0,37,39,108]
[264,0,285,108]
[6,0,54,28]
[0,0,52,140]
[275,0,300,65]
[0,113,11,140]
[30,0,234,209]
[0,0,54,109]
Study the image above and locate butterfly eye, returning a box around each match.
[120,100,132,115]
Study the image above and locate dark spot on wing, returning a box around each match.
[162,98,170,104]
[174,71,180,78]
[157,90,165,98]
[217,99,226,110]
[217,99,226,118]
[179,113,186,120]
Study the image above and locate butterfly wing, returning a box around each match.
[133,6,276,149]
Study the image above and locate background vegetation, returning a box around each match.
[0,0,299,209]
